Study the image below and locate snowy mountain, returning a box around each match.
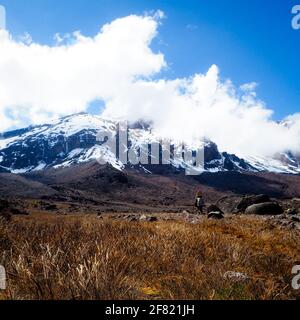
[0,113,299,175]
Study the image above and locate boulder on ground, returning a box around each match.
[207,205,224,215]
[285,208,299,216]
[140,214,158,222]
[245,202,283,216]
[291,216,300,223]
[208,211,224,220]
[236,194,270,213]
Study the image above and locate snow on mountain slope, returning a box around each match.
[0,113,122,172]
[244,155,300,174]
[0,113,299,174]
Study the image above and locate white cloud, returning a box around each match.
[240,81,257,94]
[0,12,300,157]
[0,13,165,131]
[103,64,300,156]
[18,32,33,45]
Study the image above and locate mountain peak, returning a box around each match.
[0,113,299,175]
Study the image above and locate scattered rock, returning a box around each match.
[276,214,288,220]
[245,202,283,216]
[286,208,299,216]
[140,214,158,222]
[139,214,147,221]
[236,194,270,213]
[208,211,224,220]
[123,215,138,222]
[268,214,300,230]
[291,216,300,223]
[281,221,297,230]
[223,271,250,282]
[207,205,224,215]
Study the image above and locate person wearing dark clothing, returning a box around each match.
[195,190,205,214]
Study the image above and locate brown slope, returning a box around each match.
[1,161,299,214]
[24,162,225,209]
[0,173,57,199]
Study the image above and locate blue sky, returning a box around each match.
[1,0,300,120]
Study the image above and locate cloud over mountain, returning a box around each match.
[0,11,300,157]
[0,13,165,130]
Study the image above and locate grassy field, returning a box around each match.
[0,214,300,300]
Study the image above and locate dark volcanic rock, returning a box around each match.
[245,202,283,216]
[236,194,270,213]
[205,142,222,163]
[208,211,224,220]
[291,216,300,223]
[207,204,224,215]
[204,142,256,172]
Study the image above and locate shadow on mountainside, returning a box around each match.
[193,171,300,198]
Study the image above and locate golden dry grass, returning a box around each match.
[0,214,300,300]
